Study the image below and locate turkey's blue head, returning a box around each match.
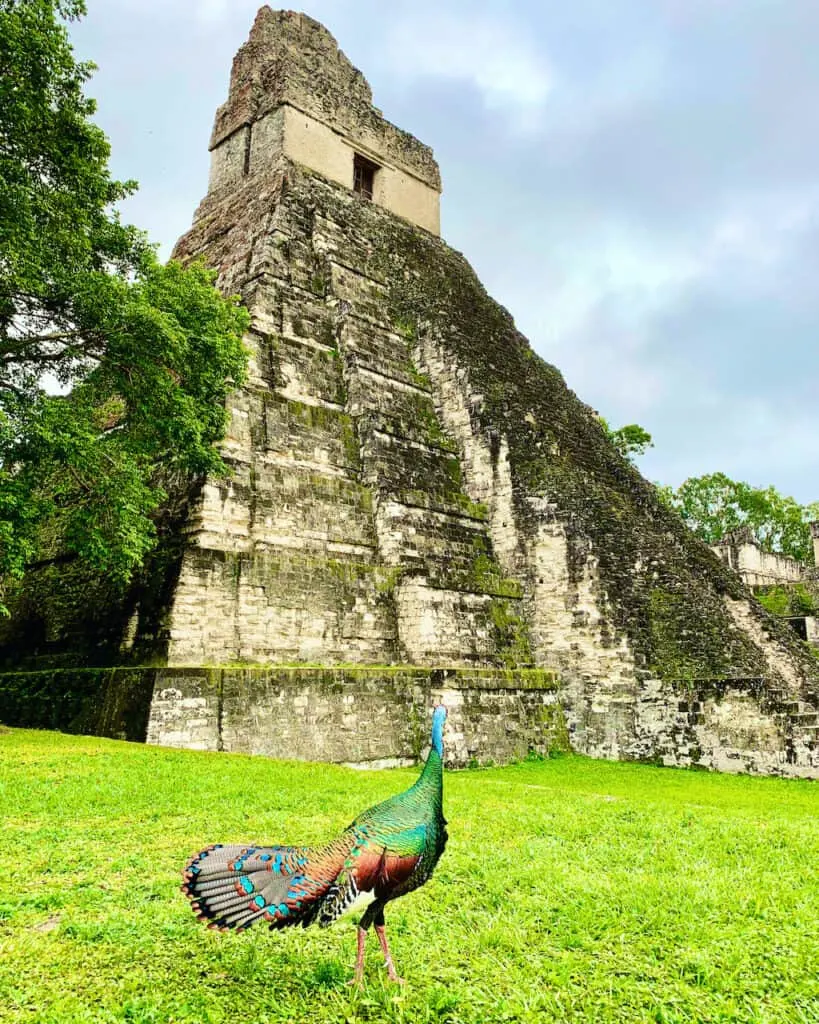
[431,704,447,756]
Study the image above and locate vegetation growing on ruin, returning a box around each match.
[412,394,459,454]
[489,599,532,667]
[470,551,522,599]
[399,489,489,522]
[754,583,819,619]
[373,565,405,596]
[646,587,764,681]
[287,173,818,686]
[0,0,249,615]
[657,474,819,565]
[1,729,817,1024]
[451,539,522,601]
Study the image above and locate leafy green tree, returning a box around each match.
[600,419,654,461]
[0,0,249,612]
[659,473,817,564]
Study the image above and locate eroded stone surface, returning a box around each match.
[146,666,564,768]
[206,8,440,232]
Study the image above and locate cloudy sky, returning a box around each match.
[71,0,819,503]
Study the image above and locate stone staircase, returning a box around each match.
[671,681,819,773]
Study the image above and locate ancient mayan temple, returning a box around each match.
[2,8,818,776]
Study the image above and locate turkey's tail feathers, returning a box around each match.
[182,843,322,932]
[181,835,374,933]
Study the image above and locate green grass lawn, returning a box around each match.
[0,728,817,1024]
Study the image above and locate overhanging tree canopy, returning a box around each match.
[657,473,819,565]
[0,0,249,612]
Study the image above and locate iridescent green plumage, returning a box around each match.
[181,705,448,983]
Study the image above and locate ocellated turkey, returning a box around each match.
[181,704,448,984]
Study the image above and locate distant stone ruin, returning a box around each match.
[711,525,818,587]
[712,526,819,649]
[2,8,818,777]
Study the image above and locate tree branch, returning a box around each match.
[1,328,103,356]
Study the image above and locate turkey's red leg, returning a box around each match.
[348,926,367,986]
[375,923,404,984]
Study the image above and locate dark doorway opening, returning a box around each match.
[786,616,808,641]
[353,153,379,200]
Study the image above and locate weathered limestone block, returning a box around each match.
[394,583,493,664]
[207,9,440,233]
[636,677,819,778]
[145,671,221,751]
[167,548,396,665]
[141,666,563,768]
[273,335,346,406]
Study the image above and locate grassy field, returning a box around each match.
[0,729,817,1024]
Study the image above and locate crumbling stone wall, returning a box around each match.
[145,665,563,768]
[636,676,819,777]
[207,8,440,232]
[711,528,808,586]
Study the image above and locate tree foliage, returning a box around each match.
[657,473,819,565]
[0,0,249,612]
[600,419,654,462]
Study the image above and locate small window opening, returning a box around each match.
[353,153,379,200]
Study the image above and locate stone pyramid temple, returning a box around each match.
[2,8,818,776]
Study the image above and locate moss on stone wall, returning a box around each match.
[489,599,533,667]
[404,391,459,453]
[0,667,154,739]
[443,543,522,600]
[754,583,819,618]
[278,169,819,694]
[646,587,765,680]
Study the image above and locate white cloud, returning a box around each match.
[702,190,819,271]
[114,0,233,25]
[385,12,552,132]
[197,0,230,25]
[514,228,700,416]
[646,395,819,495]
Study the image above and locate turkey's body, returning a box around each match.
[182,705,448,983]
